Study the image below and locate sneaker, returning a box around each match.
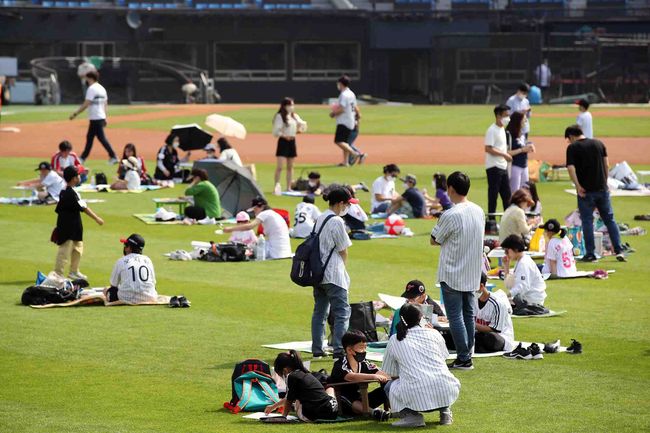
[197,216,216,225]
[178,296,190,308]
[503,343,532,360]
[447,358,474,370]
[580,254,599,263]
[439,408,453,426]
[358,181,369,192]
[566,339,582,354]
[371,408,390,422]
[273,183,282,196]
[616,252,627,262]
[79,157,86,164]
[529,343,544,360]
[68,271,88,280]
[108,157,119,165]
[169,296,181,308]
[359,153,368,164]
[391,412,425,428]
[543,339,560,353]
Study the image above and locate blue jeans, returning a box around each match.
[577,191,623,255]
[441,282,475,362]
[312,283,351,357]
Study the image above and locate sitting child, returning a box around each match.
[110,157,141,191]
[541,219,576,278]
[389,280,446,337]
[475,273,515,353]
[328,331,391,421]
[422,173,453,215]
[265,350,338,422]
[501,234,547,309]
[228,211,257,247]
[291,195,321,239]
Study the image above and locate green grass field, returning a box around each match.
[4,104,650,137]
[1,157,649,433]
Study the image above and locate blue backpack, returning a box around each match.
[224,359,280,414]
[290,214,336,287]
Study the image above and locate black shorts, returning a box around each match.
[276,137,297,158]
[301,396,339,421]
[106,286,119,302]
[334,124,352,144]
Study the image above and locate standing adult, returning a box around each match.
[505,112,536,193]
[54,166,104,279]
[69,71,118,164]
[311,187,357,358]
[330,75,361,167]
[506,83,532,139]
[182,168,221,221]
[273,97,307,192]
[534,59,552,95]
[430,171,485,370]
[485,105,513,219]
[575,99,593,139]
[565,125,627,262]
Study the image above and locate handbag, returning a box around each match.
[348,301,378,342]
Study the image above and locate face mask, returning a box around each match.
[386,175,394,182]
[501,116,511,127]
[403,183,410,189]
[172,142,180,149]
[286,105,295,113]
[123,247,128,256]
[353,351,366,362]
[308,181,318,187]
[339,205,350,217]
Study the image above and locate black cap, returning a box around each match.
[501,234,526,252]
[401,279,426,299]
[36,161,51,171]
[540,218,562,233]
[576,98,590,109]
[63,166,79,182]
[120,233,145,249]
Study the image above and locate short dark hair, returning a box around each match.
[308,171,321,180]
[564,125,584,139]
[217,137,231,151]
[86,71,99,81]
[165,133,177,146]
[447,171,470,196]
[63,166,78,182]
[341,330,367,349]
[517,83,530,93]
[323,186,352,206]
[383,163,400,175]
[338,75,351,87]
[501,234,526,252]
[58,140,72,152]
[251,196,268,209]
[302,194,315,204]
[577,98,590,109]
[494,104,510,117]
[191,168,209,181]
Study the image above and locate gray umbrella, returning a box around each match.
[192,160,264,219]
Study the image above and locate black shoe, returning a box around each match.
[529,343,544,360]
[372,408,390,422]
[580,254,599,263]
[566,339,582,354]
[178,296,190,308]
[447,358,474,370]
[169,296,181,308]
[503,342,532,360]
[543,339,560,353]
[616,252,627,262]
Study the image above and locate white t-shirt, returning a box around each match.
[576,111,593,139]
[256,209,292,259]
[510,254,547,305]
[336,88,356,130]
[229,229,257,246]
[484,123,508,170]
[272,112,307,138]
[218,148,243,167]
[41,171,66,201]
[292,202,322,239]
[542,237,577,277]
[371,176,395,212]
[85,82,108,120]
[476,291,515,351]
[109,253,158,304]
[347,203,368,223]
[125,170,141,190]
[314,210,352,290]
[506,94,531,134]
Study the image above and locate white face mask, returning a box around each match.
[286,105,295,113]
[386,175,394,182]
[339,205,350,217]
[403,183,409,189]
[172,141,180,149]
[501,116,511,127]
[308,181,318,187]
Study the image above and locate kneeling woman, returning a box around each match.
[182,169,221,221]
[382,304,460,427]
[265,350,338,422]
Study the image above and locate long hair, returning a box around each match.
[396,304,422,341]
[121,143,137,160]
[217,137,231,152]
[277,97,295,125]
[506,111,525,141]
[433,173,447,191]
[273,350,309,375]
[525,181,540,206]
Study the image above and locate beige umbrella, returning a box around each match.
[205,114,247,140]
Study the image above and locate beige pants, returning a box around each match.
[55,240,84,276]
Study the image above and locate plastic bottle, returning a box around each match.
[256,235,266,261]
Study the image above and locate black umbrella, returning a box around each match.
[193,160,265,219]
[170,123,213,151]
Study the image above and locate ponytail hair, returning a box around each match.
[396,303,422,341]
[559,228,567,238]
[273,349,309,375]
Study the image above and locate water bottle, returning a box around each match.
[256,235,266,261]
[91,175,96,187]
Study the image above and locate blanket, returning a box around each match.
[0,197,105,205]
[543,270,615,280]
[512,310,567,318]
[281,191,308,197]
[565,188,650,197]
[30,288,174,308]
[76,184,163,193]
[134,213,183,225]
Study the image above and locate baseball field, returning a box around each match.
[0,104,648,433]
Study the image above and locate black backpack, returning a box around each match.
[198,242,250,262]
[21,285,81,306]
[225,359,273,409]
[95,172,108,185]
[290,214,336,287]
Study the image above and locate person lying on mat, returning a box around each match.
[104,234,158,304]
[382,304,459,427]
[328,330,390,421]
[265,350,338,422]
[223,197,292,259]
[475,272,516,353]
[501,234,547,307]
[389,280,446,338]
[541,219,577,278]
[181,168,222,221]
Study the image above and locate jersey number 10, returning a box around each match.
[128,265,150,282]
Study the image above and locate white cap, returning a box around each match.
[236,211,250,222]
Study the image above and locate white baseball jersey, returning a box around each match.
[542,237,577,277]
[292,202,322,239]
[576,111,593,139]
[336,88,357,130]
[110,253,158,304]
[85,82,108,120]
[510,254,547,305]
[476,291,515,351]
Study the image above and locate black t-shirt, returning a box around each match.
[154,145,179,180]
[286,370,332,413]
[55,186,86,244]
[508,133,528,168]
[402,187,426,218]
[329,356,379,401]
[566,138,608,192]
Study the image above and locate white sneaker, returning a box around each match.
[439,408,453,426]
[68,271,88,280]
[108,157,119,165]
[197,216,216,225]
[273,183,282,196]
[391,412,425,427]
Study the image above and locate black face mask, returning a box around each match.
[353,351,366,362]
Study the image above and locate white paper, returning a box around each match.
[378,293,406,310]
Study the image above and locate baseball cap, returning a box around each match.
[401,279,426,299]
[235,211,250,222]
[540,218,562,233]
[401,174,417,185]
[122,156,139,171]
[575,98,590,109]
[204,143,216,151]
[36,161,51,171]
[120,233,145,249]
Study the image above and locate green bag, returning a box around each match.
[231,371,280,413]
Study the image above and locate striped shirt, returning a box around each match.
[314,210,352,290]
[476,291,515,352]
[109,253,158,304]
[382,327,460,412]
[431,201,485,292]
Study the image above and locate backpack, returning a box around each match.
[21,284,81,306]
[224,359,280,414]
[95,172,108,185]
[198,242,250,262]
[290,214,336,287]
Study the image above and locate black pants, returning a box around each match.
[474,331,505,353]
[185,205,206,220]
[486,167,511,216]
[81,119,116,160]
[106,286,119,302]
